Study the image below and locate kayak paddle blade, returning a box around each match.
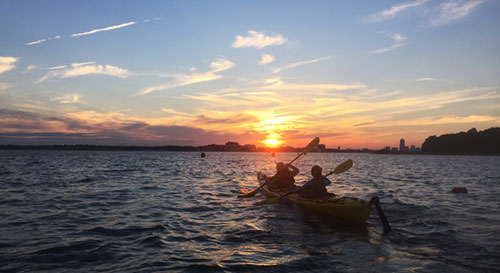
[333,159,353,174]
[238,189,259,198]
[302,137,320,155]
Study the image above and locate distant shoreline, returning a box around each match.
[1,144,498,155]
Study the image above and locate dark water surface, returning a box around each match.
[1,151,499,272]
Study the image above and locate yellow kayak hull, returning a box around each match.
[258,172,371,223]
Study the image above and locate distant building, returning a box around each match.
[400,139,405,152]
[385,146,390,151]
[243,144,256,152]
[337,146,341,151]
[225,141,241,151]
[317,144,326,152]
[391,147,398,152]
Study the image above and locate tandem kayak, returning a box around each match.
[257,172,371,223]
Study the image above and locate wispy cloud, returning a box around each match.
[25,39,46,46]
[52,94,81,104]
[23,65,37,73]
[232,30,287,49]
[161,108,192,117]
[369,0,431,22]
[36,62,131,83]
[71,21,137,37]
[144,17,161,23]
[429,0,485,27]
[370,32,407,54]
[417,77,436,81]
[48,65,67,70]
[0,56,18,74]
[25,35,60,46]
[259,54,275,65]
[273,56,331,73]
[139,58,235,95]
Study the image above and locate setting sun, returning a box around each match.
[263,138,282,147]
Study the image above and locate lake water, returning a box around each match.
[1,151,499,272]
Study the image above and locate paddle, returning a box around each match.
[238,137,320,198]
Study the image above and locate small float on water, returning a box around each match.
[451,187,468,193]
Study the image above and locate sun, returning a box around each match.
[263,137,282,147]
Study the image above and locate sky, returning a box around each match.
[1,0,499,149]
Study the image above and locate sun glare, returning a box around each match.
[263,138,282,147]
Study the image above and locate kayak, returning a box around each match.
[257,172,371,223]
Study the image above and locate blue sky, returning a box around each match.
[1,0,499,148]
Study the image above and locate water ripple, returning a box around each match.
[0,151,499,272]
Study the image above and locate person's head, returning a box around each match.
[276,162,286,172]
[311,165,323,178]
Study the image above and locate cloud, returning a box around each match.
[273,56,331,73]
[429,0,485,26]
[139,58,235,95]
[370,43,405,54]
[71,21,137,37]
[369,0,431,22]
[232,30,287,49]
[23,65,37,73]
[48,65,67,70]
[0,56,18,74]
[25,35,60,46]
[25,39,46,46]
[161,108,192,117]
[417,77,436,81]
[52,94,81,104]
[263,78,366,91]
[370,32,407,54]
[0,108,258,146]
[193,113,258,125]
[36,62,131,83]
[259,54,276,65]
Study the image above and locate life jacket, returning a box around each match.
[299,177,328,198]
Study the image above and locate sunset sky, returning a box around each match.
[1,0,499,149]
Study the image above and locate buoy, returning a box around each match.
[451,187,467,193]
[200,152,206,158]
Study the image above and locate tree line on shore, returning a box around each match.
[421,127,500,154]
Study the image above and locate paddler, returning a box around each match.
[284,165,332,198]
[266,162,299,190]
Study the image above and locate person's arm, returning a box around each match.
[286,164,299,176]
[285,180,312,195]
[322,177,331,186]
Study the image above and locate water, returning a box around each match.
[1,151,499,272]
